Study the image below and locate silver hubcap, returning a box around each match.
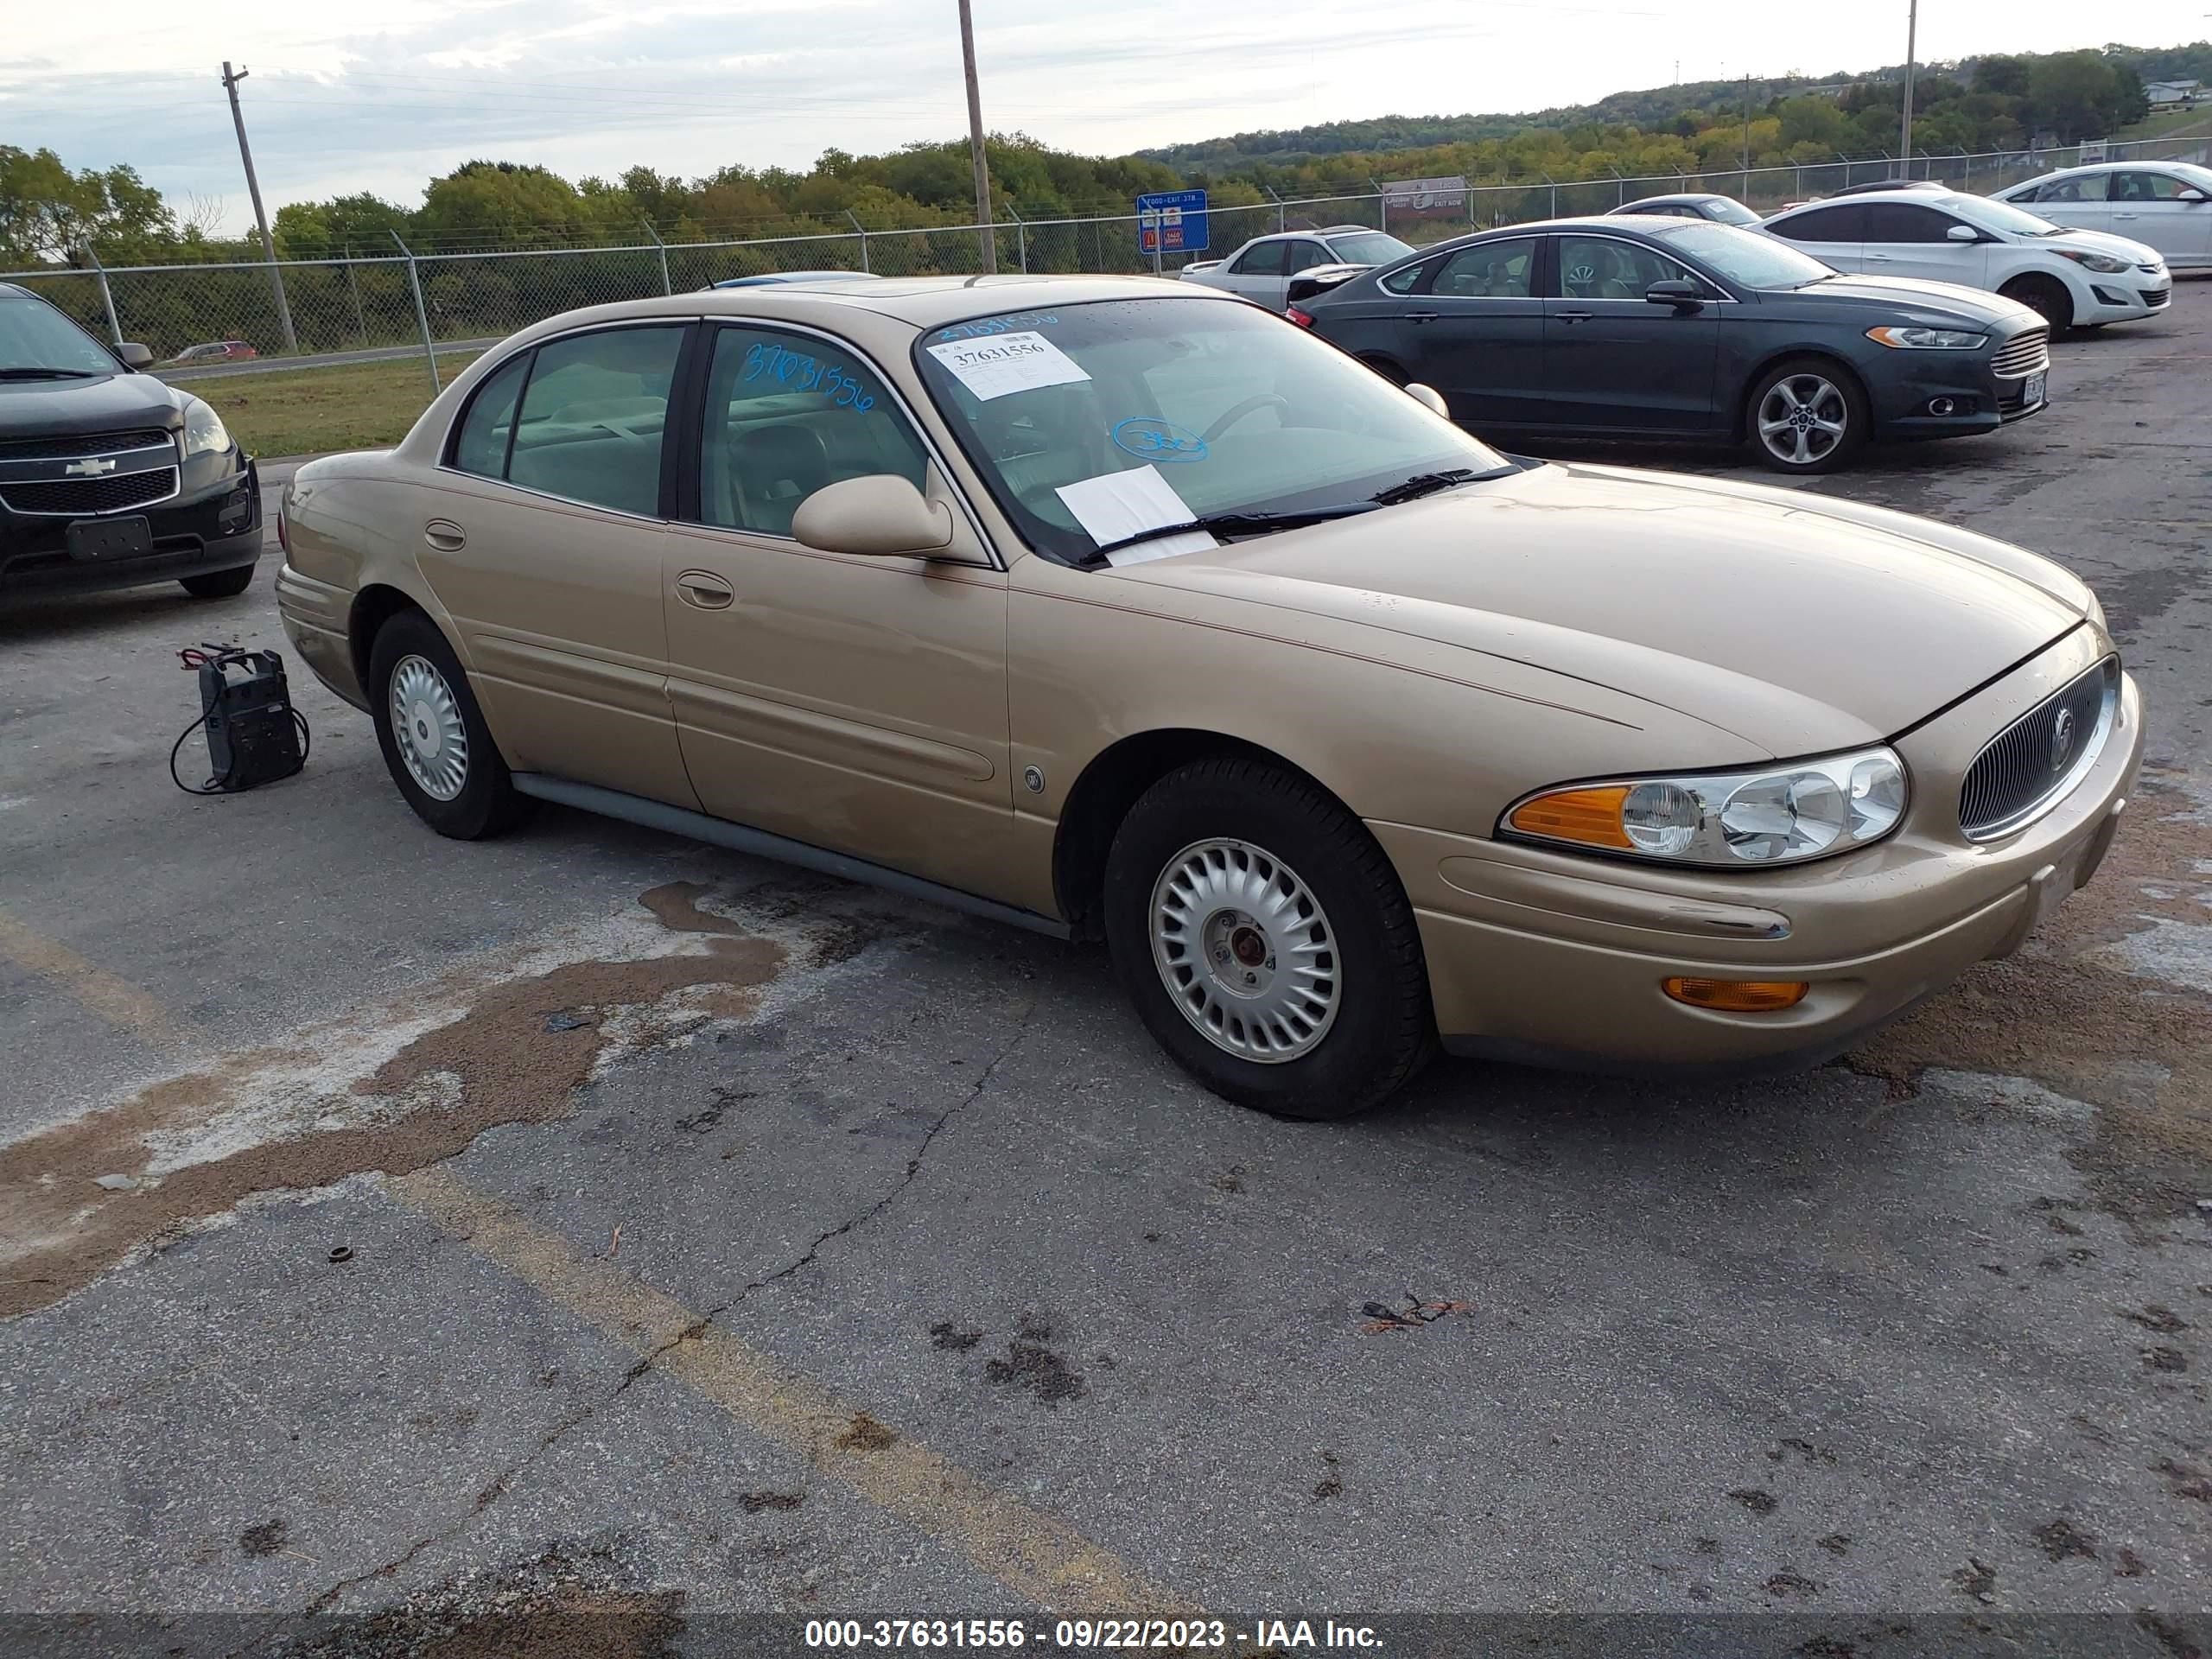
[1757,374,1849,466]
[389,654,468,802]
[1150,838,1339,1064]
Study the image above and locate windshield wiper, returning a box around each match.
[1370,466,1516,505]
[1091,505,1376,560]
[0,366,99,380]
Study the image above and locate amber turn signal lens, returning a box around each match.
[1506,785,1634,850]
[1662,977,1810,1013]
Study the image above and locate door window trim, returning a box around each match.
[678,316,1001,571]
[435,318,696,523]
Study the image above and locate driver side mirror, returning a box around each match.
[792,474,963,559]
[1644,278,1705,310]
[1403,383,1450,419]
[2179,188,2209,204]
[115,341,153,370]
[1945,224,1980,242]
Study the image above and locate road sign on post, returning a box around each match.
[1136,190,1209,263]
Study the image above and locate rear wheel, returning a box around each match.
[2000,274,2074,334]
[1103,757,1433,1119]
[1745,357,1867,475]
[180,564,255,599]
[368,610,530,840]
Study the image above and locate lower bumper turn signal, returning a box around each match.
[1662,976,1810,1013]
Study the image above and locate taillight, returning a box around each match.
[1285,305,1315,329]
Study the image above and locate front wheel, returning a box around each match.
[367,609,530,840]
[2000,274,2074,334]
[1103,758,1434,1119]
[1745,358,1867,475]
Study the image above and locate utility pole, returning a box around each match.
[1741,73,1752,171]
[957,0,997,275]
[1900,0,1919,163]
[220,61,299,355]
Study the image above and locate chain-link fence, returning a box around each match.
[7,136,2204,380]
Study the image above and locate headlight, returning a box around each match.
[2055,249,2132,275]
[181,396,232,458]
[1865,326,1986,350]
[1503,747,1909,868]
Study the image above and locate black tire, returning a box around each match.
[367,608,530,840]
[2000,274,2074,334]
[1102,757,1434,1120]
[1744,355,1869,475]
[180,563,256,599]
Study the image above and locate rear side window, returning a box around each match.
[2035,173,2107,203]
[1379,261,1429,295]
[505,326,685,516]
[1232,241,1290,276]
[449,353,529,479]
[1770,204,1866,244]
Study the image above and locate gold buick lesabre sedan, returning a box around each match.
[276,276,2141,1119]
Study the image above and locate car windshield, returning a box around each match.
[1704,199,1763,227]
[2168,162,2212,192]
[1325,232,1415,265]
[1647,219,1834,288]
[0,293,120,375]
[912,297,1510,566]
[1946,194,2066,238]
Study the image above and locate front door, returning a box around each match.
[420,322,697,807]
[1539,233,1721,432]
[2021,171,2112,238]
[2107,169,2209,266]
[661,321,1016,901]
[1394,235,1548,428]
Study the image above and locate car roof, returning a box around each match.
[1620,194,1725,206]
[1770,189,1968,211]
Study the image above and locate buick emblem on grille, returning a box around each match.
[2050,706,2077,774]
[63,457,118,477]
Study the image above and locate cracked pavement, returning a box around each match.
[3,285,2211,1655]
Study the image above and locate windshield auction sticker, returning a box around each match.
[924,331,1090,401]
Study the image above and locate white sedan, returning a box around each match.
[1989,161,2212,272]
[1179,226,1414,310]
[1761,188,2171,332]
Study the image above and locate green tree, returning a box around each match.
[0,146,175,266]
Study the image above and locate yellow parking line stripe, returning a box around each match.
[389,1166,1192,1620]
[0,908,186,1053]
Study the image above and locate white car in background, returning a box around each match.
[1988,161,2212,272]
[1761,188,2171,332]
[1179,226,1414,310]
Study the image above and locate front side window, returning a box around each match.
[1558,236,1684,299]
[449,353,529,480]
[504,326,684,516]
[913,298,1507,566]
[697,326,927,537]
[2036,173,2108,203]
[1769,204,1867,244]
[1865,204,1962,243]
[1231,241,1290,276]
[2113,170,2190,201]
[1432,238,1539,298]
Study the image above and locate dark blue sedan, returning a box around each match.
[1294,217,2050,474]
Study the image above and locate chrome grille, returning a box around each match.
[1990,327,2050,378]
[0,467,180,517]
[0,428,174,463]
[1960,658,2119,842]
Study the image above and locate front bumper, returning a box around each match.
[1378,629,2143,1073]
[2074,267,2171,323]
[1872,340,2047,441]
[0,454,262,602]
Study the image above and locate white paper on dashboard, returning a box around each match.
[1054,466,1219,566]
[923,331,1090,401]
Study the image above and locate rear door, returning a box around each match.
[1540,232,1722,432]
[1764,202,1869,271]
[423,322,698,808]
[2107,170,2209,265]
[1861,201,1990,286]
[2021,171,2112,237]
[1388,235,1548,428]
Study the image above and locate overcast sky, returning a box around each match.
[4,0,2204,233]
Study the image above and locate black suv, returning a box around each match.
[1,283,261,605]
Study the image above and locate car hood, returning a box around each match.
[1777,272,2041,327]
[0,372,182,440]
[1105,461,2094,758]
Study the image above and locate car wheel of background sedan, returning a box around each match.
[1746,358,1867,475]
[179,565,256,599]
[1999,274,2074,333]
[367,609,531,840]
[1102,756,1433,1119]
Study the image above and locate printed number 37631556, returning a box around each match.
[741,341,876,412]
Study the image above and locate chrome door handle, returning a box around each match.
[1554,309,1593,323]
[675,570,735,609]
[1866,253,1894,262]
[1404,310,1441,323]
[423,519,465,552]
[2113,213,2139,219]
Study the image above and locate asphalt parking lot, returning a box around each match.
[3,286,2209,1658]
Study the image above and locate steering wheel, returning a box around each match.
[1202,394,1289,443]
